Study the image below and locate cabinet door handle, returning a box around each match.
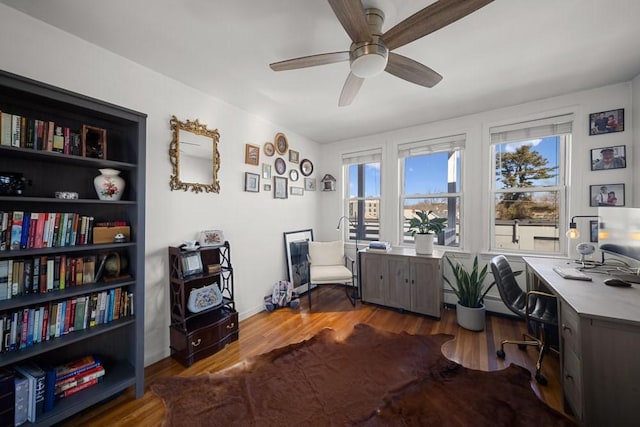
[565,374,574,382]
[227,322,235,329]
[562,324,572,335]
[191,338,202,347]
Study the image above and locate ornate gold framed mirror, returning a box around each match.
[169,115,220,193]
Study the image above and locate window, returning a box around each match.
[343,149,381,243]
[399,135,464,247]
[490,115,572,254]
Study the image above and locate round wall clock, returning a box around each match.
[275,157,286,175]
[289,169,299,182]
[264,142,275,157]
[274,132,288,155]
[300,159,314,176]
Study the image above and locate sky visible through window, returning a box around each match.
[348,136,558,199]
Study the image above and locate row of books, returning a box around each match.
[1,355,105,424]
[0,287,133,354]
[0,211,95,252]
[0,112,83,156]
[0,254,107,300]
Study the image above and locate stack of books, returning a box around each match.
[367,241,391,253]
[53,355,105,401]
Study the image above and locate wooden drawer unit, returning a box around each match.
[170,310,239,366]
[562,344,583,420]
[560,302,580,355]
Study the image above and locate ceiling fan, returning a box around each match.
[269,0,494,106]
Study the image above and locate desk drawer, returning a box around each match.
[561,303,580,356]
[563,346,583,421]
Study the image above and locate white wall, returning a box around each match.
[0,4,322,365]
[320,81,636,311]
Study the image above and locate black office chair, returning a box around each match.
[490,255,558,385]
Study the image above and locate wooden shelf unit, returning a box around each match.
[0,69,146,425]
[168,243,238,366]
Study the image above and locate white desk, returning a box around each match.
[524,257,640,427]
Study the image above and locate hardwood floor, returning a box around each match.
[60,286,570,426]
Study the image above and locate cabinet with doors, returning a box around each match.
[0,70,146,425]
[167,243,238,366]
[360,248,442,318]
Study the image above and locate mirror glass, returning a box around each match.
[169,115,220,193]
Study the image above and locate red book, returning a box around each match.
[68,298,77,332]
[55,364,104,392]
[20,308,29,349]
[35,212,46,249]
[56,377,101,400]
[55,355,99,380]
[46,121,54,151]
[63,299,72,335]
[27,213,38,249]
[41,305,49,342]
[39,256,48,293]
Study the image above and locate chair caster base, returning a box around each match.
[496,349,506,359]
[517,343,528,350]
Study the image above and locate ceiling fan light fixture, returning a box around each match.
[350,42,388,78]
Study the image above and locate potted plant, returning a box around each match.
[443,255,493,331]
[408,210,447,255]
[443,255,520,331]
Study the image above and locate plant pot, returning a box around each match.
[456,303,486,331]
[415,233,434,255]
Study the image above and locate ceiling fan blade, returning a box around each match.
[338,72,365,107]
[270,51,350,71]
[382,0,494,51]
[327,0,371,43]
[385,53,443,88]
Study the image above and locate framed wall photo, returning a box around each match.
[244,172,260,192]
[589,108,624,135]
[590,145,626,170]
[274,157,286,175]
[304,177,316,191]
[262,163,272,179]
[264,183,271,191]
[274,132,288,155]
[263,142,275,157]
[590,220,599,243]
[274,176,288,199]
[290,186,304,196]
[590,183,625,207]
[180,251,203,277]
[245,144,260,165]
[283,229,314,290]
[289,149,299,163]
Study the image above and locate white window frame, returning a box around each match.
[342,149,382,243]
[398,134,465,248]
[489,114,572,255]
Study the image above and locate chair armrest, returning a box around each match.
[524,290,556,318]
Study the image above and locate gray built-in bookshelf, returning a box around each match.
[0,69,146,425]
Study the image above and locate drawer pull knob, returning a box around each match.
[191,338,202,347]
[565,374,574,382]
[227,322,235,329]
[562,324,572,334]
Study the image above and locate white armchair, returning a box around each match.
[307,240,356,309]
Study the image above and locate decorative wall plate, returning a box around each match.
[264,142,275,157]
[300,159,314,176]
[275,132,288,155]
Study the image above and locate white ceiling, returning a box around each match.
[3,0,640,143]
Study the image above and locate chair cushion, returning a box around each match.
[310,265,353,284]
[309,241,345,266]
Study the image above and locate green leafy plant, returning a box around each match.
[443,255,521,308]
[408,210,447,235]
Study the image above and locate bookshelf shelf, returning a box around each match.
[0,69,146,424]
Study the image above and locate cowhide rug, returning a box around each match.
[152,323,574,426]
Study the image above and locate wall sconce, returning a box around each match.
[566,215,600,239]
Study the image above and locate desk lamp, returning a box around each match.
[336,215,359,253]
[566,215,602,266]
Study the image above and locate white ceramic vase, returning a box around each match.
[415,233,434,255]
[94,168,125,201]
[456,303,486,331]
